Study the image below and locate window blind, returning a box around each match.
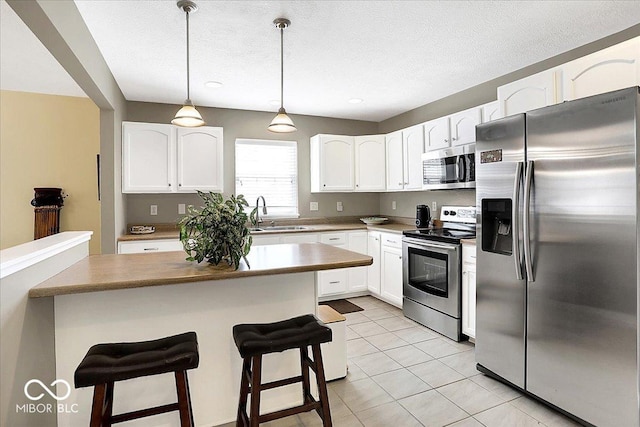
[235,139,298,217]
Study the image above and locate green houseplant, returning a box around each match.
[179,191,257,269]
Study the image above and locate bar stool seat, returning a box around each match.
[233,314,333,426]
[75,332,199,427]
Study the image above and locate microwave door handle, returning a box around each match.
[457,155,466,182]
[512,161,523,280]
[523,160,535,282]
[455,156,462,181]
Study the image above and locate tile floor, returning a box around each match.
[222,296,583,427]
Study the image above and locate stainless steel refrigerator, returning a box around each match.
[475,87,639,427]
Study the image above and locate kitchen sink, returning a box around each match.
[250,226,309,232]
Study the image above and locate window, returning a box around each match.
[235,139,298,217]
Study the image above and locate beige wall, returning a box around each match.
[125,101,381,224]
[0,91,101,253]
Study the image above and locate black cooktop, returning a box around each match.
[403,227,476,244]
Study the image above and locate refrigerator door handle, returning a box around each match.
[523,160,535,281]
[513,161,523,280]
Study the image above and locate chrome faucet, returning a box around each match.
[256,196,268,224]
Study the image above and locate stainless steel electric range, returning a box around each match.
[402,206,476,341]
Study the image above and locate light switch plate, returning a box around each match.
[178,203,186,214]
[310,202,318,211]
[392,201,397,210]
[337,201,343,212]
[432,201,437,213]
[150,205,158,216]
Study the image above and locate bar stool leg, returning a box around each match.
[90,384,107,427]
[103,382,114,427]
[175,370,193,427]
[249,355,262,427]
[300,346,312,404]
[311,344,333,427]
[237,358,251,426]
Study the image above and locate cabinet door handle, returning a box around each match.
[168,183,172,187]
[144,247,159,251]
[404,182,408,185]
[329,281,341,284]
[323,184,326,187]
[329,238,340,241]
[178,183,182,187]
[398,256,402,259]
[398,182,403,186]
[452,137,458,141]
[356,184,359,187]
[444,139,449,143]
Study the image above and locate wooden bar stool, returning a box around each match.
[233,314,333,426]
[74,332,199,427]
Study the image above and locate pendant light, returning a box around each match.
[268,18,296,133]
[172,0,205,127]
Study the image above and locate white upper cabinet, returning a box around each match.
[310,135,355,192]
[497,69,559,117]
[561,37,640,102]
[123,122,174,193]
[176,127,223,193]
[449,106,482,146]
[403,124,424,190]
[122,122,223,194]
[481,101,500,122]
[385,130,404,191]
[354,135,386,192]
[424,116,451,151]
[385,126,423,192]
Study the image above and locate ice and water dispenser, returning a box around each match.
[481,199,512,255]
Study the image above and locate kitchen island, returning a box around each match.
[30,243,371,427]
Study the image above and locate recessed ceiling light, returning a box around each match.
[348,98,364,104]
[205,81,223,89]
[269,99,281,106]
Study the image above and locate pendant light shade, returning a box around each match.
[268,18,296,133]
[173,0,205,127]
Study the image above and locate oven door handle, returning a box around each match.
[403,239,458,252]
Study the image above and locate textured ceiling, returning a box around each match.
[4,1,640,122]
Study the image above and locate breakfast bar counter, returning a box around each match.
[34,243,371,427]
[29,243,372,297]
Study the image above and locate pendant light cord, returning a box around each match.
[186,9,191,102]
[280,24,284,110]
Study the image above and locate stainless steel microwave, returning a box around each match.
[421,144,475,190]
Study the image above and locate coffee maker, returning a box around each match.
[416,205,431,228]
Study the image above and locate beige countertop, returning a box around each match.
[118,222,414,241]
[29,243,373,298]
[461,238,477,245]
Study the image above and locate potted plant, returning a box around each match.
[179,191,257,269]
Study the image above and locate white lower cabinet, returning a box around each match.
[380,232,403,308]
[252,230,369,299]
[462,242,477,339]
[117,239,183,254]
[347,231,368,293]
[367,231,381,295]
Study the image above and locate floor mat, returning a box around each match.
[319,299,363,314]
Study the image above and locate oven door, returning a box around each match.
[402,237,461,318]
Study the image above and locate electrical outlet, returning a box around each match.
[310,202,318,211]
[432,201,437,213]
[336,201,343,212]
[150,205,158,216]
[392,201,397,210]
[178,203,186,215]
